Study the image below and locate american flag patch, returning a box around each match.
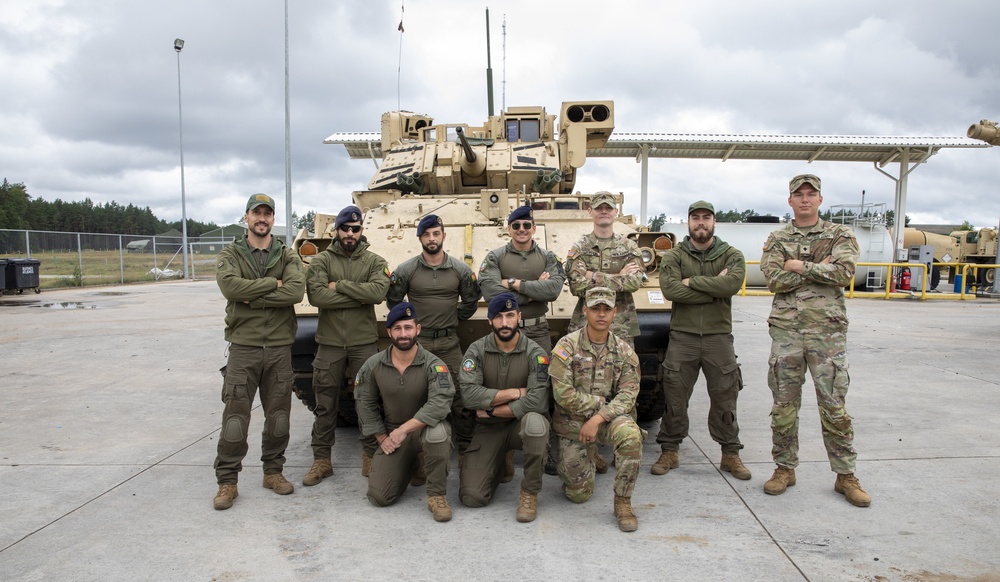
[553,346,570,361]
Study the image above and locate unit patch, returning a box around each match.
[434,364,451,390]
[479,259,488,273]
[462,358,476,372]
[389,272,398,285]
[383,266,391,278]
[536,356,549,365]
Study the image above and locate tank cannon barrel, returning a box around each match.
[455,127,476,163]
[968,119,1000,146]
[455,126,486,177]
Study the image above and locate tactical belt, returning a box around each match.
[520,316,546,328]
[418,328,454,339]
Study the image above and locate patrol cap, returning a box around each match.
[386,302,416,328]
[585,286,616,309]
[789,174,822,194]
[417,214,443,237]
[590,191,617,209]
[246,193,275,212]
[507,205,533,224]
[688,200,715,215]
[487,292,519,320]
[335,205,363,231]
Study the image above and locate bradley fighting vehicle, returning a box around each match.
[290,101,674,422]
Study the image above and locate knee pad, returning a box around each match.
[424,422,450,445]
[269,410,290,438]
[522,412,549,438]
[564,484,594,504]
[460,492,488,508]
[222,416,247,444]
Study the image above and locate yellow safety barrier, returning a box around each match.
[739,261,999,301]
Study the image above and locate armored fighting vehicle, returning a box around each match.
[290,101,673,422]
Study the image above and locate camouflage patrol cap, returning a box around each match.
[386,301,416,328]
[688,200,715,215]
[246,193,275,212]
[590,191,617,209]
[789,174,822,193]
[585,286,615,308]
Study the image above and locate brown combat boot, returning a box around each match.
[763,466,796,495]
[213,484,238,510]
[427,495,453,522]
[651,450,679,475]
[302,458,333,486]
[410,452,426,487]
[613,495,638,532]
[263,473,294,495]
[516,490,537,523]
[834,473,871,507]
[593,451,609,474]
[361,451,371,478]
[720,453,752,480]
[501,450,515,483]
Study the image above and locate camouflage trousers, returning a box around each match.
[215,344,293,484]
[557,415,643,502]
[420,333,474,455]
[312,343,378,459]
[767,325,856,474]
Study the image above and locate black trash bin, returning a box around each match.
[6,258,41,294]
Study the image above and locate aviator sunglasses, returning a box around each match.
[338,224,362,233]
[509,221,533,231]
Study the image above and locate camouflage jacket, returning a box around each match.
[564,232,643,338]
[217,235,305,348]
[386,252,480,330]
[659,236,745,335]
[479,241,566,319]
[760,220,859,333]
[306,237,389,347]
[549,327,640,439]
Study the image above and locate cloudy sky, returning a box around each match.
[2,0,998,230]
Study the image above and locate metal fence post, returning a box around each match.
[152,235,158,280]
[119,235,125,283]
[77,233,83,286]
[26,230,31,258]
[189,241,195,279]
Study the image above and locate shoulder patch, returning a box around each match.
[762,240,770,252]
[389,271,398,285]
[218,261,224,268]
[537,355,549,365]
[553,346,571,361]
[355,371,362,385]
[434,364,449,374]
[566,248,577,260]
[479,258,488,272]
[462,358,476,372]
[383,266,390,278]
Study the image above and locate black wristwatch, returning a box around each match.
[486,408,495,417]
[507,277,516,288]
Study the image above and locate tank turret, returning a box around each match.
[968,119,1000,146]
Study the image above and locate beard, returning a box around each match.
[339,237,358,253]
[689,225,714,244]
[251,221,272,237]
[492,325,517,342]
[391,334,416,351]
[421,241,442,255]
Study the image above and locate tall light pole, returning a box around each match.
[284,0,293,244]
[174,38,190,279]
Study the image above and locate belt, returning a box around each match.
[418,328,454,339]
[519,316,546,328]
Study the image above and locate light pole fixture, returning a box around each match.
[174,37,190,279]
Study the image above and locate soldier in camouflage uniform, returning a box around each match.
[760,174,871,508]
[387,214,481,459]
[564,191,644,346]
[355,302,455,522]
[459,293,550,522]
[550,287,644,532]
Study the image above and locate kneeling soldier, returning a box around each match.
[459,293,550,522]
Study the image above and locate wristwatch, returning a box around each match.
[507,277,516,288]
[486,408,495,417]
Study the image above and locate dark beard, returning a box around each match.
[339,238,358,253]
[492,326,517,342]
[421,242,442,255]
[391,335,415,351]
[689,226,714,245]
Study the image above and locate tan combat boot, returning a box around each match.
[834,473,871,507]
[410,452,426,487]
[614,495,638,532]
[763,466,796,495]
[593,451,609,474]
[361,451,372,478]
[650,450,679,475]
[516,490,537,523]
[427,495,453,522]
[213,484,238,510]
[502,450,515,483]
[720,453,752,480]
[302,458,333,486]
[263,473,294,495]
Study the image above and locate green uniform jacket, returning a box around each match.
[760,219,859,333]
[306,237,389,347]
[216,235,305,347]
[355,345,455,437]
[478,241,566,317]
[385,252,480,330]
[459,331,550,422]
[659,236,745,335]
[564,232,643,337]
[549,328,640,439]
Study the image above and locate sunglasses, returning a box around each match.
[510,221,533,231]
[338,224,362,233]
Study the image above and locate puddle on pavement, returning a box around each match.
[36,302,100,309]
[92,292,129,296]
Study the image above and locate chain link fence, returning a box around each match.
[0,229,235,289]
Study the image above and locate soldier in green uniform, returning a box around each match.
[651,200,751,480]
[479,206,566,353]
[213,193,305,510]
[458,293,550,522]
[564,192,644,347]
[760,174,871,508]
[550,287,644,532]
[356,302,455,522]
[303,205,389,485]
[386,214,481,459]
